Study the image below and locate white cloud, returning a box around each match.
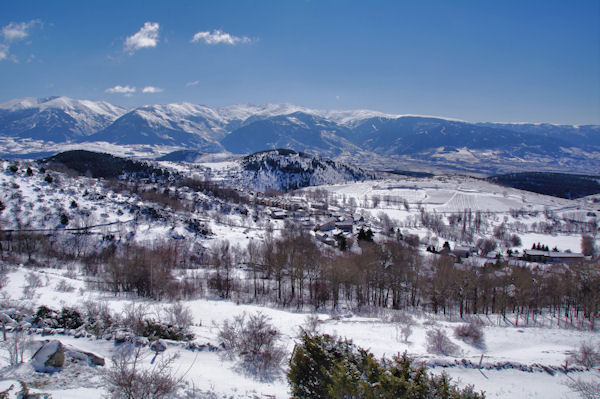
[0,44,8,61]
[186,80,200,87]
[0,20,41,63]
[142,86,163,93]
[2,20,40,42]
[124,22,159,53]
[191,29,251,45]
[105,85,136,94]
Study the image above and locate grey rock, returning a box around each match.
[31,340,65,372]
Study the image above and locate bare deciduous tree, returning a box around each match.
[2,328,31,366]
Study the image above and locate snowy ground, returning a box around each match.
[0,159,599,398]
[299,176,599,253]
[0,266,598,399]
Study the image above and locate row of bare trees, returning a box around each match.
[1,222,598,329]
[202,225,599,329]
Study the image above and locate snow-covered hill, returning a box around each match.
[212,149,375,192]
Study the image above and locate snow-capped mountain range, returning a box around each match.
[0,96,126,142]
[1,96,599,174]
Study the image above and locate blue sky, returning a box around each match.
[1,0,599,124]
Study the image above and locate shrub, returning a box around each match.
[299,314,321,336]
[357,228,374,242]
[104,345,181,399]
[217,312,286,379]
[84,300,114,336]
[33,305,84,330]
[566,377,600,399]
[581,235,596,257]
[508,234,522,247]
[33,305,58,328]
[118,302,194,341]
[492,224,506,240]
[391,312,416,343]
[25,272,43,289]
[288,332,484,399]
[56,279,75,292]
[454,322,485,348]
[570,342,600,368]
[164,302,194,332]
[23,273,42,299]
[141,319,194,342]
[476,238,497,256]
[58,307,84,330]
[120,303,149,336]
[426,328,461,356]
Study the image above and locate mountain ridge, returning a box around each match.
[1,96,598,175]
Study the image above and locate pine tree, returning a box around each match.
[288,333,485,399]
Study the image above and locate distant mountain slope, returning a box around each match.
[233,149,375,192]
[477,123,600,150]
[344,116,571,156]
[0,96,127,142]
[156,149,204,162]
[488,172,600,199]
[86,104,227,151]
[221,112,360,156]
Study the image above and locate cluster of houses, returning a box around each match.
[261,194,591,266]
[521,249,585,264]
[436,244,586,265]
[313,217,356,246]
[262,195,361,247]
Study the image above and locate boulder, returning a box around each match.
[150,339,167,352]
[65,347,105,366]
[0,312,15,325]
[114,329,132,343]
[31,340,65,372]
[84,351,105,366]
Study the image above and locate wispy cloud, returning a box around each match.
[186,80,200,87]
[0,20,41,63]
[191,29,252,45]
[124,22,159,54]
[105,85,136,95]
[2,20,40,42]
[0,44,8,61]
[142,86,163,93]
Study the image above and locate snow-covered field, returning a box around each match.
[319,177,579,214]
[0,265,598,398]
[301,176,598,253]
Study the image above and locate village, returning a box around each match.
[257,186,591,269]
